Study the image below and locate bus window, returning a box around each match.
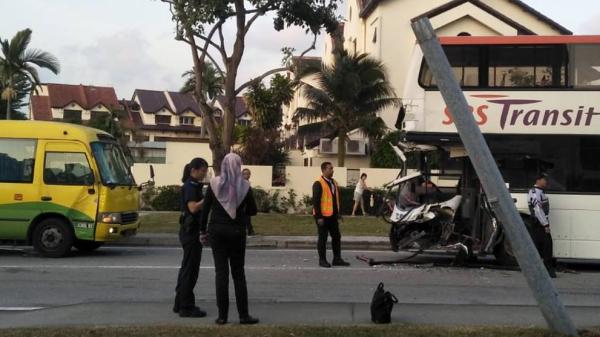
[420,45,480,88]
[0,139,36,183]
[488,45,567,88]
[571,44,600,88]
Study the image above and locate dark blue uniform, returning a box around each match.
[174,179,204,314]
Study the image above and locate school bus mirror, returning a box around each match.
[149,165,155,180]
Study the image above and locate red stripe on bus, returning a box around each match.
[439,35,600,45]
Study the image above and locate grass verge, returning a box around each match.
[138,212,389,236]
[1,325,598,337]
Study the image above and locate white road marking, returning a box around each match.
[0,307,44,311]
[0,264,385,271]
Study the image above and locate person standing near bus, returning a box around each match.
[312,162,351,268]
[528,173,557,278]
[200,153,259,325]
[241,168,256,236]
[351,173,370,216]
[174,157,209,317]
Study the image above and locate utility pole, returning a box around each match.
[411,18,578,337]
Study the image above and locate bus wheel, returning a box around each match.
[493,235,517,266]
[74,240,103,252]
[32,218,74,258]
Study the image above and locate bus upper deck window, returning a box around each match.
[571,44,600,88]
[419,45,479,88]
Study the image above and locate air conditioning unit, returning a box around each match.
[346,140,366,155]
[319,138,337,154]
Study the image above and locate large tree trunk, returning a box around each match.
[5,78,13,120]
[5,95,10,120]
[337,129,346,167]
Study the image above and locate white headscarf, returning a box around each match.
[210,153,251,219]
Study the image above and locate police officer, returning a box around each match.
[528,173,557,278]
[173,157,209,317]
[312,162,350,268]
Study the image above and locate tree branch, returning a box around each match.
[299,33,318,59]
[244,0,278,35]
[194,33,228,62]
[218,25,227,64]
[180,38,226,79]
[235,67,288,95]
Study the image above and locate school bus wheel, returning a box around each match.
[32,218,74,258]
[73,240,103,252]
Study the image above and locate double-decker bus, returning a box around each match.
[397,35,600,262]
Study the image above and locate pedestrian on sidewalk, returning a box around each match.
[312,162,351,268]
[200,153,259,325]
[351,173,370,216]
[174,157,209,318]
[242,168,256,236]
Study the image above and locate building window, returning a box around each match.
[372,28,377,43]
[155,115,172,125]
[238,119,251,127]
[63,109,82,123]
[44,152,93,185]
[0,139,36,183]
[129,142,167,164]
[90,110,108,123]
[179,116,195,125]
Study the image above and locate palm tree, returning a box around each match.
[294,51,398,167]
[181,61,223,100]
[0,29,60,119]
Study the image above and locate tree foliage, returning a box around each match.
[294,51,398,167]
[0,28,60,119]
[162,0,340,172]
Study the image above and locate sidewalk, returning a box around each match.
[107,233,390,250]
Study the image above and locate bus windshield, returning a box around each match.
[91,142,135,186]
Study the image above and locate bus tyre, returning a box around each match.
[493,236,517,266]
[74,240,103,252]
[32,218,74,258]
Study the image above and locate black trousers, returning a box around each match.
[174,236,202,310]
[210,224,249,320]
[530,225,555,273]
[316,216,342,261]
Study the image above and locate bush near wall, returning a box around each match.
[150,185,181,211]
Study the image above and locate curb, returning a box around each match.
[106,234,391,251]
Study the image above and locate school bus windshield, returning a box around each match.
[91,142,135,186]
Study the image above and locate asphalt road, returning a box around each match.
[1,246,599,328]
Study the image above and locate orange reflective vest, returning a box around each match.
[313,176,340,217]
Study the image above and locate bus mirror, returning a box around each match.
[150,165,155,180]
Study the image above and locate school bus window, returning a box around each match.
[44,152,93,186]
[0,139,36,183]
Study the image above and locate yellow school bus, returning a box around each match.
[0,120,142,257]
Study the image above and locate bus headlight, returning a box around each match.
[99,213,122,224]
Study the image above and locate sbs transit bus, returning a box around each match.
[0,121,145,257]
[397,35,600,263]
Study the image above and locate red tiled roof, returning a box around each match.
[46,83,120,110]
[30,96,52,121]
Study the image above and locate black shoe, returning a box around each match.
[319,259,331,268]
[179,307,207,318]
[332,258,350,266]
[548,269,557,278]
[215,317,228,325]
[172,305,179,313]
[240,315,259,325]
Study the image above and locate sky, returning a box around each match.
[1,0,600,100]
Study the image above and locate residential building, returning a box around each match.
[30,83,121,123]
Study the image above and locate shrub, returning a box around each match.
[151,185,181,211]
[280,189,298,214]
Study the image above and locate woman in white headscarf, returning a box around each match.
[199,153,258,325]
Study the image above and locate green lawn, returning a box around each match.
[1,325,597,337]
[139,212,389,236]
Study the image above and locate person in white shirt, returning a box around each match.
[527,173,556,278]
[351,173,370,216]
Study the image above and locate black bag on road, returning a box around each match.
[370,282,398,324]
